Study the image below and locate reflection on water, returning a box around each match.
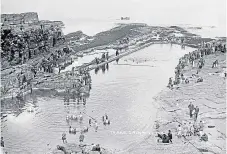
[1,44,195,153]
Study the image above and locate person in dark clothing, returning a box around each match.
[62,133,67,143]
[168,130,172,143]
[106,52,109,60]
[162,134,169,143]
[53,37,56,47]
[116,50,119,56]
[96,144,101,151]
[79,133,85,143]
[89,119,92,126]
[105,114,108,120]
[194,106,200,121]
[57,145,67,154]
[1,137,4,147]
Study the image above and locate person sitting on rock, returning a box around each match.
[91,143,95,150]
[157,132,164,142]
[162,134,170,143]
[57,145,67,153]
[92,144,101,152]
[200,132,208,142]
[96,144,101,151]
[196,77,203,83]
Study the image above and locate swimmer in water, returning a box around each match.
[105,114,108,120]
[66,115,70,121]
[95,121,98,132]
[89,119,92,126]
[79,133,85,143]
[62,133,67,143]
[69,126,73,133]
[79,112,83,121]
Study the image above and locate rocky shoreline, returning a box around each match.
[126,40,226,154]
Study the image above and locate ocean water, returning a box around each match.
[2,0,226,37]
[61,18,226,38]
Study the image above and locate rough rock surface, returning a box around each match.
[127,52,226,154]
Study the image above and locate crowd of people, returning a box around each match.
[57,66,108,153]
[63,68,91,103]
[157,130,173,143]
[164,40,226,145]
[167,40,226,88]
[37,46,73,74]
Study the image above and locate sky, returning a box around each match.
[1,0,226,35]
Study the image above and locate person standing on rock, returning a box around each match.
[168,130,172,143]
[194,106,200,121]
[116,50,119,56]
[183,122,188,137]
[177,125,182,138]
[188,102,194,118]
[106,52,109,60]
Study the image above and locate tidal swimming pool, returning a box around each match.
[1,44,195,153]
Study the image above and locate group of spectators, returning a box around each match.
[167,41,226,87]
[164,40,226,144]
[37,46,73,74]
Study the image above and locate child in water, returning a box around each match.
[95,121,98,132]
[62,133,67,143]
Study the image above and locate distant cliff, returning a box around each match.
[1,12,64,34]
[1,12,39,25]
